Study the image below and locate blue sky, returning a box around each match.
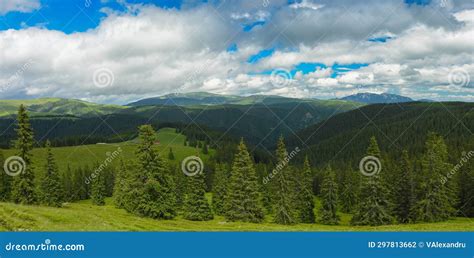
[0,0,184,33]
[0,0,473,103]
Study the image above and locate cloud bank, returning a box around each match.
[0,0,472,104]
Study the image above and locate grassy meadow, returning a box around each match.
[0,197,472,232]
[1,127,213,171]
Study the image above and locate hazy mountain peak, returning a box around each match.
[340,92,413,104]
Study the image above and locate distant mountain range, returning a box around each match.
[0,92,432,119]
[0,92,468,150]
[129,92,424,107]
[127,92,354,107]
[0,98,125,118]
[0,93,362,148]
[339,93,415,104]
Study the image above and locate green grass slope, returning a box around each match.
[0,98,127,118]
[1,128,212,171]
[0,198,471,231]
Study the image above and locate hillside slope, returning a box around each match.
[339,93,414,104]
[289,102,474,166]
[0,100,361,148]
[0,98,126,118]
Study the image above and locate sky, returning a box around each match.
[0,0,473,104]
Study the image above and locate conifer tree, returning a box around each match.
[211,164,227,215]
[113,161,128,208]
[168,148,175,160]
[38,140,64,207]
[202,143,209,154]
[134,125,176,219]
[0,151,11,202]
[411,133,454,222]
[351,137,393,226]
[273,136,297,225]
[224,139,264,223]
[339,167,359,213]
[183,173,213,221]
[260,166,274,214]
[114,160,143,213]
[72,166,89,201]
[393,150,415,223]
[91,169,106,206]
[11,104,36,204]
[61,165,74,202]
[319,165,340,225]
[174,164,187,210]
[295,156,315,223]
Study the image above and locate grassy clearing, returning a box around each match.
[0,198,472,232]
[1,128,213,171]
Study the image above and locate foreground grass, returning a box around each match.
[0,198,472,232]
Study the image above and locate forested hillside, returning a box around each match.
[289,102,474,166]
[0,100,359,148]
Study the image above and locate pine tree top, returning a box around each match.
[366,136,381,158]
[276,135,288,162]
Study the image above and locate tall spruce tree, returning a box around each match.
[260,166,274,215]
[38,140,64,207]
[339,166,359,213]
[174,164,187,211]
[113,160,143,213]
[393,150,415,223]
[351,136,393,226]
[113,161,128,208]
[411,132,454,222]
[224,139,264,223]
[61,165,74,202]
[91,169,106,206]
[211,164,228,215]
[11,104,36,204]
[134,125,176,219]
[0,151,12,201]
[273,136,297,225]
[72,166,89,201]
[295,156,315,223]
[183,173,213,221]
[319,165,340,225]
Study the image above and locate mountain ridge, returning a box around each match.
[339,92,414,104]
